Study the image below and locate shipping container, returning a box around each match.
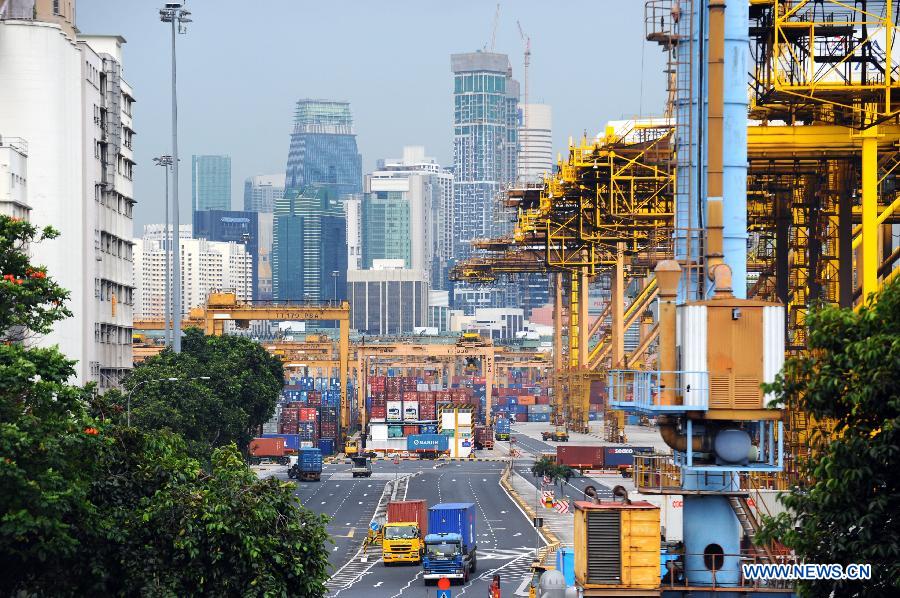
[318,438,335,455]
[387,401,402,421]
[427,503,477,549]
[557,445,605,469]
[528,404,551,413]
[260,433,302,451]
[407,434,450,452]
[387,500,429,535]
[402,425,419,436]
[603,446,652,467]
[371,405,387,420]
[574,501,660,590]
[515,413,528,422]
[403,401,419,421]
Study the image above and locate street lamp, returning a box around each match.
[126,375,210,426]
[152,155,173,347]
[331,270,339,302]
[159,1,192,353]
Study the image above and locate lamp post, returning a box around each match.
[126,375,210,426]
[331,270,339,302]
[152,155,174,347]
[159,1,192,353]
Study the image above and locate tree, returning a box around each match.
[757,280,900,597]
[0,215,331,596]
[119,328,284,457]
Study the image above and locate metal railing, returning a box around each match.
[608,369,709,412]
[633,453,682,492]
[660,550,797,591]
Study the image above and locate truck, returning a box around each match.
[556,445,652,473]
[473,425,494,450]
[351,455,372,478]
[344,438,359,456]
[407,434,449,459]
[288,447,323,481]
[541,426,570,442]
[423,503,477,584]
[494,417,511,441]
[249,437,290,465]
[383,499,428,565]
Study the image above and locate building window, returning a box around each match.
[53,0,60,15]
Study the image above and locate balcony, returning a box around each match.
[608,369,709,414]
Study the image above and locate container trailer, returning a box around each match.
[494,417,511,441]
[249,437,289,465]
[423,503,478,584]
[288,447,322,481]
[383,499,428,565]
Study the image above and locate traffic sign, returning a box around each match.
[554,500,570,514]
[437,577,451,590]
[437,590,451,598]
[369,521,380,531]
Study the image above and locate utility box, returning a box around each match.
[574,500,660,591]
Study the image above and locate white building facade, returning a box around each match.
[0,136,28,219]
[0,11,135,389]
[243,173,285,213]
[133,235,252,320]
[517,103,553,183]
[347,259,429,335]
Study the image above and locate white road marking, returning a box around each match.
[513,532,522,536]
[373,581,382,588]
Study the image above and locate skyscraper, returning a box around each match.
[284,99,362,197]
[193,210,259,300]
[243,173,285,212]
[517,103,553,183]
[451,52,520,313]
[192,154,231,212]
[272,187,347,302]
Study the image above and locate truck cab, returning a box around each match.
[541,426,569,442]
[382,522,423,564]
[350,456,372,478]
[423,532,476,584]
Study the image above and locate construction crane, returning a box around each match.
[517,20,530,142]
[485,3,500,52]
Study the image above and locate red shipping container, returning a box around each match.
[279,423,298,434]
[556,445,605,469]
[515,413,528,422]
[299,408,317,422]
[370,406,387,419]
[280,408,299,421]
[402,425,419,436]
[386,500,428,535]
[249,437,286,457]
[536,395,550,405]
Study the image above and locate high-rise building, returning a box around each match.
[134,234,252,319]
[451,52,519,258]
[192,154,231,212]
[243,173,285,213]
[517,103,553,183]
[272,187,347,302]
[0,13,135,389]
[451,52,520,313]
[364,146,454,290]
[345,194,363,271]
[193,210,260,300]
[347,260,428,335]
[256,213,274,301]
[284,99,362,197]
[0,136,28,220]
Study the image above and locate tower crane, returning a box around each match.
[517,19,531,164]
[484,3,500,52]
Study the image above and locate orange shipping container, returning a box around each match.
[387,499,428,535]
[518,395,536,406]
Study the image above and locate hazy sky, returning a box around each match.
[75,0,666,231]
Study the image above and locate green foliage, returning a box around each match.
[0,215,71,341]
[530,456,577,489]
[0,218,330,596]
[757,280,900,597]
[119,328,284,457]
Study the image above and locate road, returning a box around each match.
[265,457,544,597]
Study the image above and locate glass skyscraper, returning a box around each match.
[284,99,362,197]
[192,155,231,212]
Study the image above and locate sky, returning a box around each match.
[75,0,666,231]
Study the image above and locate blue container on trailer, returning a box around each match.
[298,447,323,471]
[495,418,511,434]
[627,414,641,426]
[427,503,477,549]
[261,433,300,451]
[407,434,449,452]
[317,438,335,455]
[556,548,575,586]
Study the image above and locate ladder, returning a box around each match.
[728,495,777,564]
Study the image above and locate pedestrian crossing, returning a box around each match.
[476,547,536,596]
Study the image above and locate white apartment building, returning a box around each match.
[133,236,252,320]
[0,136,28,219]
[344,194,363,271]
[141,223,192,243]
[0,8,135,389]
[366,146,453,289]
[517,104,553,183]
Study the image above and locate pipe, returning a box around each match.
[654,260,681,405]
[658,415,713,453]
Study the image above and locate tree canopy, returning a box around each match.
[116,328,284,457]
[0,214,330,596]
[758,280,900,597]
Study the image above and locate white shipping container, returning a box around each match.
[403,401,419,421]
[371,423,389,441]
[387,401,402,421]
[417,383,430,391]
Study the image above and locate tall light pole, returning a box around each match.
[126,375,210,426]
[153,155,174,347]
[331,270,339,301]
[160,1,191,353]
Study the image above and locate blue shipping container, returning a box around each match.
[627,414,641,426]
[261,433,300,451]
[556,548,576,586]
[298,447,323,472]
[407,434,450,452]
[495,418,510,433]
[428,503,477,549]
[419,424,438,434]
[318,438,335,455]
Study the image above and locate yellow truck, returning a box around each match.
[382,500,427,565]
[344,438,359,456]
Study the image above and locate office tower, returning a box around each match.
[193,210,260,300]
[344,194,363,271]
[517,103,553,182]
[134,235,252,319]
[272,187,347,302]
[243,173,285,213]
[347,260,428,335]
[256,213,274,301]
[0,14,134,389]
[451,52,519,257]
[192,154,231,212]
[284,99,362,197]
[364,146,453,290]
